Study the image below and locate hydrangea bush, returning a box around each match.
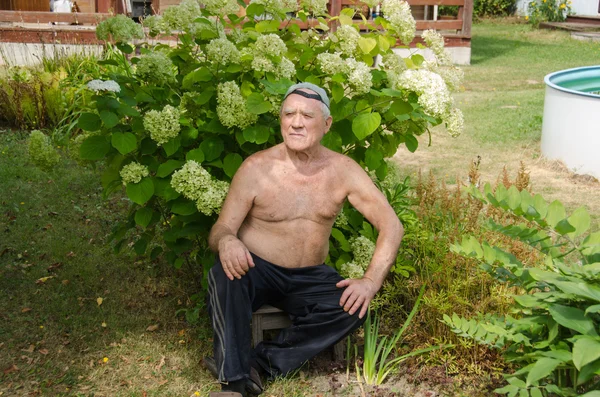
[78,0,463,286]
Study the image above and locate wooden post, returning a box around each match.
[97,0,111,13]
[461,0,472,37]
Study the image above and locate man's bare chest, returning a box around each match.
[250,174,346,223]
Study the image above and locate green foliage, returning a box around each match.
[444,183,600,395]
[474,0,518,17]
[527,0,571,26]
[358,285,448,385]
[76,2,462,287]
[27,130,60,170]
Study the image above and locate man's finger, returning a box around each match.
[246,250,255,268]
[237,252,249,272]
[358,300,369,319]
[222,261,234,281]
[336,279,350,288]
[348,296,364,316]
[339,286,352,307]
[343,291,358,312]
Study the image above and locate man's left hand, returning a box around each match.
[336,277,379,319]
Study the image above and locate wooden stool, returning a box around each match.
[251,305,346,361]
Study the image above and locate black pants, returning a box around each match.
[207,252,365,383]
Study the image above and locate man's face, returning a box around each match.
[280,91,332,153]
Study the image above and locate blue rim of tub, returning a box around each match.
[544,66,600,99]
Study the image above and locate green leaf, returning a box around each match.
[243,125,270,144]
[573,337,600,370]
[321,130,342,152]
[554,219,576,235]
[171,200,197,216]
[331,228,350,252]
[186,148,205,163]
[548,304,598,336]
[118,103,140,117]
[577,358,600,386]
[126,178,154,205]
[404,134,418,153]
[80,135,110,160]
[78,112,102,131]
[255,19,280,33]
[331,83,345,103]
[389,99,412,114]
[580,392,600,397]
[223,153,243,178]
[245,2,265,17]
[506,186,521,211]
[182,67,213,89]
[545,200,566,228]
[111,132,137,155]
[352,112,381,140]
[365,147,383,170]
[135,207,154,228]
[153,177,180,201]
[358,36,377,54]
[156,160,184,178]
[199,137,224,161]
[567,207,591,237]
[99,110,119,129]
[246,93,272,114]
[162,136,181,157]
[529,388,543,397]
[526,357,561,386]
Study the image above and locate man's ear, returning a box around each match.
[324,116,333,134]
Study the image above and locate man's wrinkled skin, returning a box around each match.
[208,89,403,319]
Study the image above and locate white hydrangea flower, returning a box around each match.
[120,162,149,185]
[340,261,365,279]
[334,211,348,228]
[170,161,230,216]
[196,179,229,216]
[201,0,240,15]
[335,25,361,56]
[395,69,451,118]
[444,107,464,137]
[217,81,258,129]
[255,34,287,58]
[87,79,121,93]
[424,60,464,92]
[317,52,349,75]
[351,235,376,267]
[162,0,202,35]
[422,29,450,66]
[347,58,373,95]
[250,0,298,14]
[228,28,249,44]
[143,105,181,145]
[381,0,416,45]
[278,57,296,79]
[207,37,241,64]
[299,0,328,14]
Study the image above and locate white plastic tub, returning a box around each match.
[541,66,600,179]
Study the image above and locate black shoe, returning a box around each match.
[202,357,264,396]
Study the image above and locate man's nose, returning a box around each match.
[291,113,304,128]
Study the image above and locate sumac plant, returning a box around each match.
[444,183,600,397]
[76,0,463,286]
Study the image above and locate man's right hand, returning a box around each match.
[218,236,255,280]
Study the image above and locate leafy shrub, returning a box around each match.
[527,0,571,26]
[75,0,464,288]
[474,0,518,17]
[445,182,600,396]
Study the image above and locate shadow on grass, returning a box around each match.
[470,34,535,65]
[0,131,215,396]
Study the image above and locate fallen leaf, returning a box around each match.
[101,322,107,328]
[142,391,148,397]
[21,307,32,313]
[146,324,159,332]
[66,251,76,257]
[62,280,70,285]
[96,298,103,306]
[178,329,185,336]
[47,262,63,272]
[42,223,53,231]
[157,379,168,386]
[48,211,58,216]
[155,355,165,371]
[36,276,54,284]
[3,364,18,374]
[38,349,49,355]
[22,345,34,353]
[0,248,10,257]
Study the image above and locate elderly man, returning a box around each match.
[206,83,403,397]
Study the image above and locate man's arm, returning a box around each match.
[208,157,258,280]
[336,158,404,319]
